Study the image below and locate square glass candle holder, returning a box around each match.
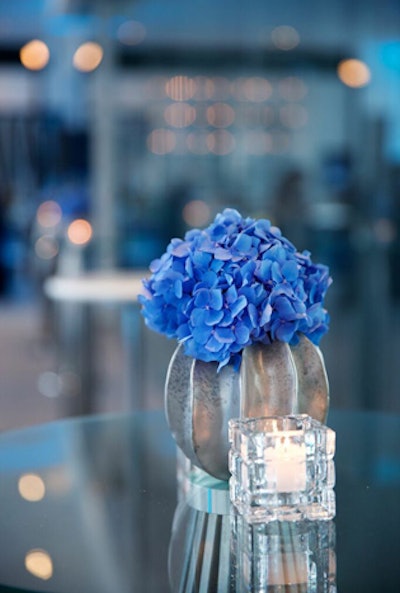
[229,415,336,522]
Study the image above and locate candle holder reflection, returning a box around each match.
[168,461,336,592]
[233,515,336,593]
[229,415,336,522]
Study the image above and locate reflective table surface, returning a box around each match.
[0,409,400,592]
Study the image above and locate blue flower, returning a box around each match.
[139,208,332,370]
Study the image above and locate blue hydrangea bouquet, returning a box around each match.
[140,208,331,370]
[139,208,332,479]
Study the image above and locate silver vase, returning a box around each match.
[165,335,329,481]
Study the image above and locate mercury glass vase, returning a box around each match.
[165,335,329,481]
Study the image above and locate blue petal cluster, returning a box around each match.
[139,208,331,370]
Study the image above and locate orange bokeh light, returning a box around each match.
[20,40,50,71]
[337,59,371,88]
[67,219,93,245]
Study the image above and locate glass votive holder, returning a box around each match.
[229,415,336,522]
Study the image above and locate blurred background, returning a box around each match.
[1,0,400,431]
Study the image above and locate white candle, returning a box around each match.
[268,434,306,493]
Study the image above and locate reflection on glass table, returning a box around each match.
[170,463,335,592]
[0,410,400,592]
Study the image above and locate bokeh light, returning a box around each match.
[18,474,46,502]
[164,103,196,128]
[37,371,62,398]
[145,76,168,99]
[25,550,53,581]
[165,76,196,101]
[278,77,308,101]
[210,77,231,100]
[243,77,273,102]
[67,219,93,245]
[182,200,211,227]
[73,42,103,72]
[36,201,62,228]
[35,236,59,260]
[206,103,235,127]
[20,40,50,71]
[147,129,176,154]
[243,131,273,155]
[230,78,247,101]
[235,105,275,128]
[193,76,215,100]
[337,59,371,88]
[117,20,146,45]
[207,130,236,155]
[186,131,209,154]
[271,25,300,50]
[262,106,276,126]
[279,104,309,128]
[373,218,397,244]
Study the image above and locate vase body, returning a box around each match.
[165,335,329,480]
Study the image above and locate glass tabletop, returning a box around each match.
[0,409,399,592]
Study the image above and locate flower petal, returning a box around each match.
[204,309,224,326]
[282,260,298,282]
[230,295,248,317]
[215,327,235,343]
[260,303,273,326]
[209,289,223,310]
[192,325,211,345]
[194,288,210,307]
[205,335,225,352]
[233,232,253,253]
[235,323,250,344]
[190,308,206,326]
[213,247,232,261]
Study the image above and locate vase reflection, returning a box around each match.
[168,464,336,592]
